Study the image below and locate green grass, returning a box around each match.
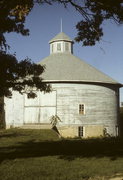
[0,129,123,180]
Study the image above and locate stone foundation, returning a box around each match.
[58,125,104,138]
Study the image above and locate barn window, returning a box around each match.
[78,126,83,137]
[65,42,69,51]
[79,104,85,115]
[52,44,54,53]
[57,43,61,51]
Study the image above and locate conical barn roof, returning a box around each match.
[39,53,120,85]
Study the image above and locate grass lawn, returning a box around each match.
[0,129,123,180]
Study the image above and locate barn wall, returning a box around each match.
[4,82,119,137]
[58,125,104,138]
[4,92,24,128]
[24,91,56,124]
[4,91,56,127]
[52,83,119,137]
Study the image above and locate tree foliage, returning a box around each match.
[0,0,33,49]
[1,0,123,48]
[0,51,51,98]
[0,0,51,97]
[0,0,123,97]
[49,0,123,46]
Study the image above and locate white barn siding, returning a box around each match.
[4,90,56,127]
[4,91,24,128]
[4,83,119,137]
[52,83,118,136]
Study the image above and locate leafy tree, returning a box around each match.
[1,0,123,49]
[0,0,33,49]
[0,0,51,97]
[51,0,123,46]
[0,51,51,98]
[0,0,123,97]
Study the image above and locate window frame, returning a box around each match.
[65,42,69,51]
[52,44,54,53]
[78,126,84,137]
[57,43,61,51]
[79,104,85,115]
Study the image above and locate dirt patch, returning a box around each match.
[109,174,123,180]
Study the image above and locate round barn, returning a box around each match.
[4,32,122,138]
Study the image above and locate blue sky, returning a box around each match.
[5,3,123,103]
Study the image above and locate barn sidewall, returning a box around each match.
[4,82,119,138]
[52,83,119,138]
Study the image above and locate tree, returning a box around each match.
[0,0,51,97]
[0,51,51,98]
[0,0,123,97]
[0,0,33,49]
[1,0,123,49]
[50,0,123,46]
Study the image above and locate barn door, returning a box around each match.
[24,91,56,124]
[24,107,40,123]
[39,91,56,123]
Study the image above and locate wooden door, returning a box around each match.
[24,91,56,124]
[24,107,40,123]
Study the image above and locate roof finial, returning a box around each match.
[61,18,63,32]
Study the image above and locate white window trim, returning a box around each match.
[79,104,85,115]
[65,42,69,51]
[52,44,54,53]
[57,43,61,51]
[78,126,85,137]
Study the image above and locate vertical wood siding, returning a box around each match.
[4,91,56,127]
[52,83,119,136]
[4,83,119,136]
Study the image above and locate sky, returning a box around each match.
[5,3,123,103]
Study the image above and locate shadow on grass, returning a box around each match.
[0,132,26,138]
[0,137,123,163]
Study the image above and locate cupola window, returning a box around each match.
[65,42,69,51]
[57,43,61,51]
[52,44,54,53]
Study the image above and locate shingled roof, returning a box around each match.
[49,32,73,43]
[39,53,119,84]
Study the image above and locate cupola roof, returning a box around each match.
[49,32,73,44]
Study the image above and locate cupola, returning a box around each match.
[49,32,74,54]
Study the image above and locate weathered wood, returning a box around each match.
[53,83,119,136]
[4,83,119,137]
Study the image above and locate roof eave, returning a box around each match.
[42,79,122,87]
[49,39,74,44]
